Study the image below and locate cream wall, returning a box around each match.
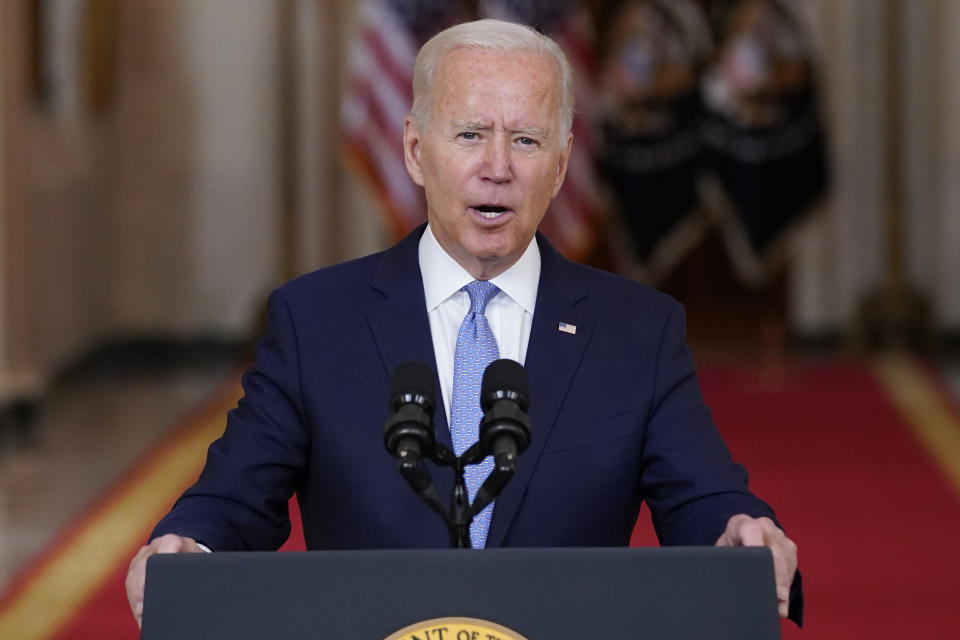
[183,0,281,333]
[289,0,386,273]
[0,0,386,399]
[0,2,8,400]
[935,0,960,325]
[1,0,107,399]
[107,0,282,336]
[793,0,960,334]
[0,0,295,398]
[791,0,886,334]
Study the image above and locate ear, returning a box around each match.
[551,132,574,197]
[403,116,425,187]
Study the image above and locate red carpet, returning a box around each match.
[695,359,960,638]
[2,357,960,638]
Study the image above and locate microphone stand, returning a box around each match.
[397,441,517,549]
[386,359,530,549]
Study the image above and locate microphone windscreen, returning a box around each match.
[481,359,529,412]
[390,361,436,410]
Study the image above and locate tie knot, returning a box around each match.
[464,280,499,315]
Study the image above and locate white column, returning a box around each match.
[935,0,960,326]
[108,0,283,336]
[790,0,887,334]
[182,0,281,334]
[900,1,938,297]
[0,1,8,401]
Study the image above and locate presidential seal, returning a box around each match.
[384,616,528,640]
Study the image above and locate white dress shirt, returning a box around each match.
[418,225,540,424]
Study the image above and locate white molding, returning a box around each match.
[791,0,885,333]
[0,0,8,395]
[936,0,960,325]
[901,1,938,295]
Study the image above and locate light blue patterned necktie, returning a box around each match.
[450,280,500,548]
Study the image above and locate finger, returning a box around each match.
[769,534,797,581]
[715,516,797,619]
[126,535,202,628]
[715,514,773,547]
[768,537,797,619]
[715,526,734,547]
[742,517,778,547]
[715,514,747,546]
[126,546,152,628]
[180,537,204,553]
[153,533,186,554]
[759,537,789,615]
[154,533,204,554]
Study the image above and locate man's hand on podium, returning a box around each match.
[715,514,798,619]
[126,533,204,628]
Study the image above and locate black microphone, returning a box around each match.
[383,362,451,528]
[479,359,531,463]
[465,359,532,518]
[383,361,437,463]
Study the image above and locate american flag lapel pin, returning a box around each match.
[558,322,577,335]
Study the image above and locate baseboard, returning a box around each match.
[789,329,960,360]
[58,335,249,380]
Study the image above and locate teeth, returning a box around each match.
[474,206,507,219]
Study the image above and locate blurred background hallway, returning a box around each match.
[2,0,960,638]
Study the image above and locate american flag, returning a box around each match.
[342,0,602,259]
[343,2,419,239]
[558,321,577,335]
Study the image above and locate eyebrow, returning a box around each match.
[513,126,549,139]
[452,120,490,132]
[452,121,550,139]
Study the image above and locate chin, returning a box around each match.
[462,236,516,263]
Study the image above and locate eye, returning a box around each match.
[458,131,478,140]
[517,136,538,146]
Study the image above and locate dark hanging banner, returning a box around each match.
[596,0,714,280]
[700,0,829,281]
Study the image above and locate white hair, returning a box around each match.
[411,19,574,142]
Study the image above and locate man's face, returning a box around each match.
[403,48,572,280]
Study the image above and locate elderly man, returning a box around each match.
[127,18,800,627]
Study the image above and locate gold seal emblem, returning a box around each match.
[384,616,528,640]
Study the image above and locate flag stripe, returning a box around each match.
[360,26,414,105]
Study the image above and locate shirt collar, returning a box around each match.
[419,224,540,313]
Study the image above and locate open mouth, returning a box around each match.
[471,205,511,220]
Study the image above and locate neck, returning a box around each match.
[464,258,515,281]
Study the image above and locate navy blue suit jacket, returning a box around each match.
[153,225,800,620]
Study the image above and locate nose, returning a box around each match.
[481,136,512,184]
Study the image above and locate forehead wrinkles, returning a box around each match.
[433,50,560,132]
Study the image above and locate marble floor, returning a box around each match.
[0,346,240,590]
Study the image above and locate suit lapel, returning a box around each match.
[486,234,593,547]
[365,225,436,379]
[365,224,452,465]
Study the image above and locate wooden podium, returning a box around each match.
[141,546,781,639]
